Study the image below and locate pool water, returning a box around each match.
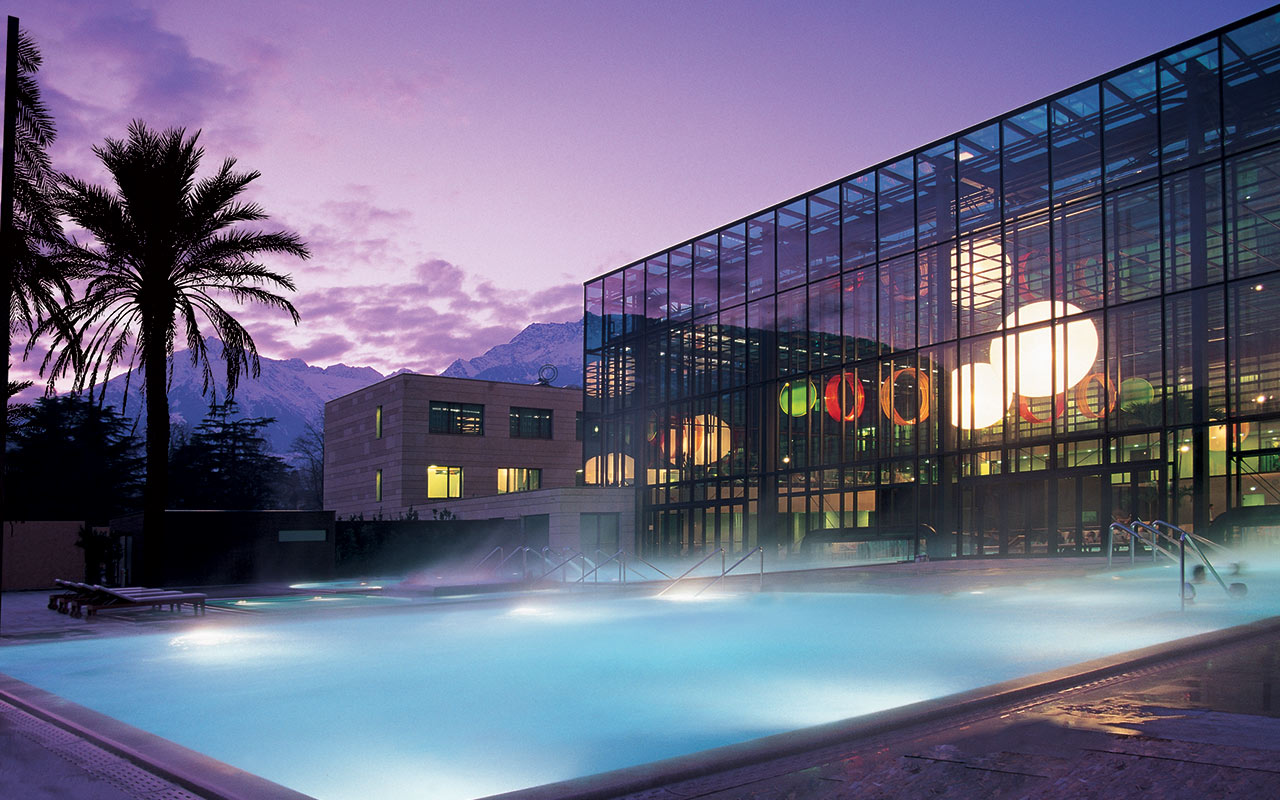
[2,561,1278,800]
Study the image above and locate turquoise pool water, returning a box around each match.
[2,560,1278,800]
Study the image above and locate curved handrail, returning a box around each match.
[627,554,672,580]
[536,551,585,582]
[693,547,765,597]
[655,548,724,597]
[1150,520,1233,597]
[1150,519,1234,557]
[1107,522,1159,567]
[1129,521,1182,563]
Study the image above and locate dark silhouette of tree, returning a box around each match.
[38,122,308,578]
[6,395,142,522]
[291,419,324,509]
[169,400,287,510]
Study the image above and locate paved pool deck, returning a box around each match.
[2,558,1279,799]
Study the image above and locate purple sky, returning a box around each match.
[7,0,1271,380]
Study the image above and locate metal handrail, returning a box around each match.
[1151,519,1234,557]
[1150,520,1235,600]
[1129,521,1182,563]
[475,546,503,572]
[537,551,585,582]
[693,547,765,596]
[1107,522,1159,567]
[577,550,624,584]
[655,548,724,597]
[626,554,672,580]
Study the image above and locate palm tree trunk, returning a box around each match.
[142,331,169,586]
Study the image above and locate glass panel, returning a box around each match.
[644,256,667,322]
[1227,144,1280,278]
[810,276,841,370]
[776,285,807,376]
[842,266,878,362]
[510,407,553,439]
[1167,287,1227,429]
[808,187,840,281]
[917,244,954,347]
[1110,300,1165,432]
[747,213,775,299]
[585,279,603,352]
[1006,213,1051,309]
[668,245,693,322]
[1230,279,1280,419]
[877,158,915,259]
[427,465,463,499]
[623,264,644,335]
[719,224,746,309]
[1159,39,1221,169]
[841,173,877,269]
[1051,84,1102,204]
[693,235,718,318]
[1104,62,1159,188]
[777,200,807,291]
[954,232,1005,338]
[958,124,1000,233]
[878,254,916,353]
[1164,163,1225,292]
[917,141,956,248]
[1054,198,1104,312]
[1003,105,1049,219]
[603,271,623,343]
[429,402,484,435]
[1107,181,1162,304]
[1224,12,1280,153]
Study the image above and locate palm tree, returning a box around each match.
[40,121,309,582]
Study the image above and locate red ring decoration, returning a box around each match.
[1074,372,1118,419]
[824,373,865,422]
[1018,393,1067,423]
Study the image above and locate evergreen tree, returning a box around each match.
[169,400,287,509]
[6,395,143,522]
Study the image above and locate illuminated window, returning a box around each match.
[510,407,553,438]
[427,465,463,498]
[429,401,484,435]
[375,405,383,439]
[497,468,541,494]
[375,469,383,502]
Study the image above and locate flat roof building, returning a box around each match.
[324,374,582,519]
[583,7,1280,561]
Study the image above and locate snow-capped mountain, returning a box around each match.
[89,320,584,458]
[441,319,583,386]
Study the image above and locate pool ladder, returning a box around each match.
[1107,520,1247,610]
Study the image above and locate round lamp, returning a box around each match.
[950,362,1009,429]
[989,301,1098,398]
[779,380,818,416]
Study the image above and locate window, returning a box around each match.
[375,405,383,439]
[375,469,383,502]
[497,468,541,494]
[429,401,484,435]
[580,512,619,553]
[510,407,553,439]
[427,465,463,498]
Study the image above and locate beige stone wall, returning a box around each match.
[324,374,583,518]
[1,521,85,591]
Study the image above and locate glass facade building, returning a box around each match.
[583,9,1280,560]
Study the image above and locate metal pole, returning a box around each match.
[0,16,20,637]
[1106,527,1113,568]
[759,547,764,592]
[1180,537,1186,612]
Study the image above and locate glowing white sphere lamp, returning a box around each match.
[989,301,1098,398]
[584,453,635,485]
[950,362,1009,429]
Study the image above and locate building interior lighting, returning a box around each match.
[949,362,1008,429]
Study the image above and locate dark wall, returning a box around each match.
[335,517,524,577]
[112,510,336,587]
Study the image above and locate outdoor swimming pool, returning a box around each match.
[2,560,1279,800]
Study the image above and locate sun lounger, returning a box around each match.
[69,585,208,618]
[48,580,101,613]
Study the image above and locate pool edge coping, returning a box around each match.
[0,673,316,800]
[478,614,1280,800]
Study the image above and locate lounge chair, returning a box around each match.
[69,585,208,618]
[48,580,106,613]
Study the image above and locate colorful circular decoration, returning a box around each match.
[1018,393,1067,424]
[1074,372,1117,419]
[823,373,865,422]
[879,367,931,426]
[779,380,818,416]
[1119,377,1155,411]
